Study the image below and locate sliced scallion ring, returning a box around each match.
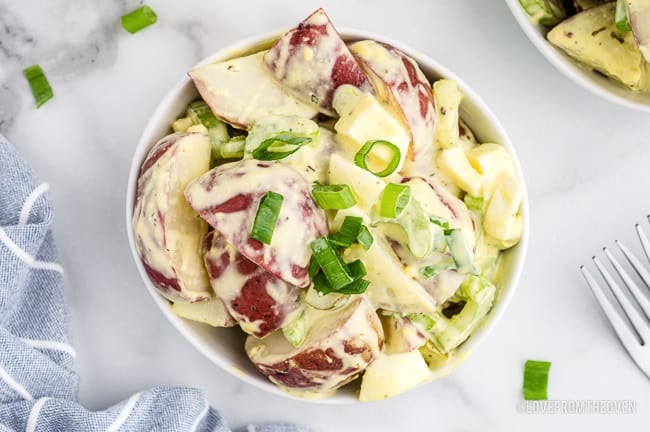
[328,216,363,247]
[356,225,374,250]
[251,191,283,245]
[380,183,411,218]
[311,183,356,210]
[121,5,157,34]
[310,238,354,290]
[523,360,551,401]
[354,140,401,177]
[187,100,221,129]
[23,65,53,108]
[336,278,369,294]
[252,133,312,161]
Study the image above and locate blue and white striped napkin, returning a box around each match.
[0,134,308,432]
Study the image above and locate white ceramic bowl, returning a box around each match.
[505,0,650,112]
[125,29,530,404]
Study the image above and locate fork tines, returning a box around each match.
[580,217,650,378]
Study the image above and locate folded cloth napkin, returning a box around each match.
[0,135,308,432]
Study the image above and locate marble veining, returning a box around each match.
[0,1,649,431]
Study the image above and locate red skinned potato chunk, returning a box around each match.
[263,8,373,116]
[185,159,328,287]
[132,132,212,303]
[245,296,384,392]
[349,40,435,165]
[202,231,303,338]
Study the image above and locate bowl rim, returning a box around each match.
[504,0,650,113]
[125,27,530,404]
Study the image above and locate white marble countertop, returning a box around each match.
[1,0,649,430]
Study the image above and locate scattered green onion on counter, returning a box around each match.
[354,139,401,177]
[121,5,158,34]
[311,183,357,210]
[380,183,411,218]
[252,134,312,161]
[23,65,53,108]
[523,360,552,401]
[251,191,283,245]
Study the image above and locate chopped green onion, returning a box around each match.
[310,238,354,290]
[121,5,157,34]
[188,100,221,129]
[329,216,364,247]
[220,136,246,159]
[336,278,369,294]
[523,360,551,401]
[23,65,53,108]
[419,257,455,279]
[308,257,320,279]
[463,195,484,212]
[252,133,312,161]
[380,183,411,218]
[354,140,401,177]
[430,216,452,234]
[445,228,476,274]
[282,311,307,347]
[312,259,369,295]
[312,272,335,295]
[251,191,283,245]
[311,183,356,210]
[356,225,374,250]
[615,0,632,32]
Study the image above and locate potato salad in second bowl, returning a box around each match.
[128,8,527,402]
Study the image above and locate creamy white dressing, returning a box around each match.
[245,296,382,394]
[185,159,327,287]
[143,16,525,400]
[189,51,318,129]
[133,132,212,302]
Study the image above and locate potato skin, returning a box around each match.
[245,296,384,392]
[132,132,212,303]
[202,231,303,338]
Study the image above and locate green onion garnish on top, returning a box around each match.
[23,65,53,108]
[310,252,369,296]
[328,216,374,250]
[463,195,484,212]
[121,5,158,34]
[311,183,356,210]
[356,225,374,250]
[252,134,312,161]
[310,238,354,290]
[523,360,551,401]
[380,183,411,218]
[354,139,401,177]
[251,191,283,245]
[328,216,363,248]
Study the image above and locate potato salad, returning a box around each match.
[132,8,524,401]
[519,0,650,92]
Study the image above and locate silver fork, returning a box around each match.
[580,218,650,378]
